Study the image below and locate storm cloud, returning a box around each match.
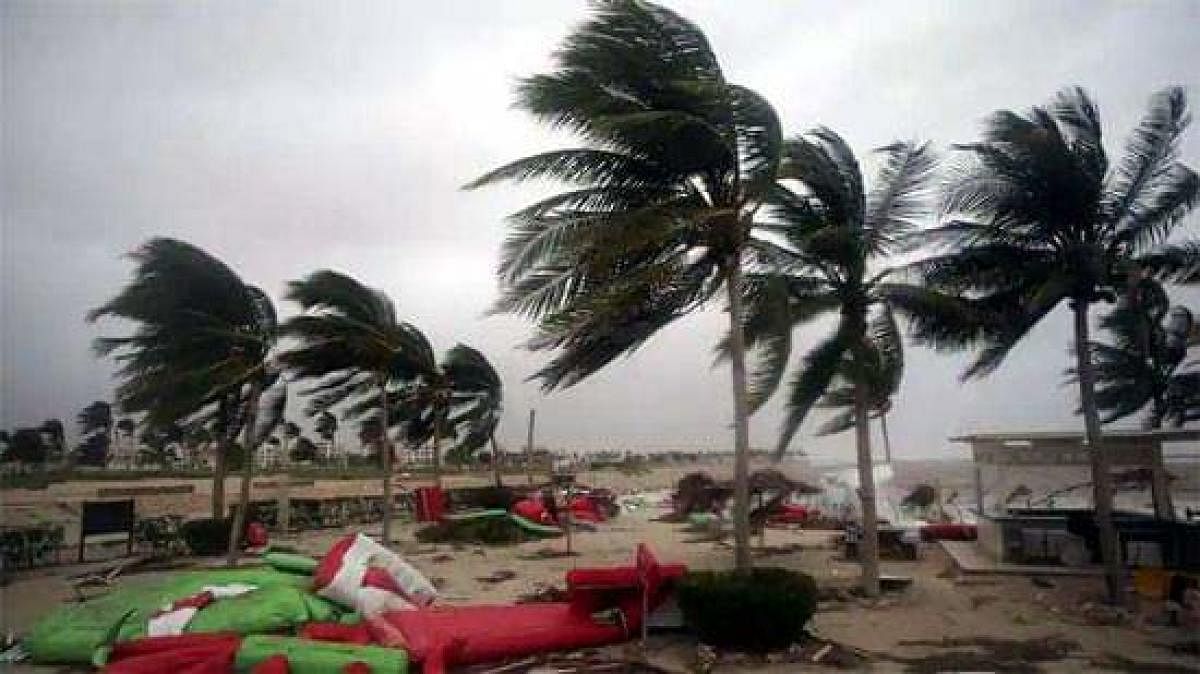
[3,1,1198,460]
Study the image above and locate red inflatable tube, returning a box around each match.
[920,523,978,541]
[299,621,374,645]
[251,654,291,674]
[380,544,685,674]
[103,633,241,674]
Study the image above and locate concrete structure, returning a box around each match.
[952,429,1198,521]
[949,429,1199,570]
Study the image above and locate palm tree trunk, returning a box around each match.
[490,433,503,488]
[725,256,753,573]
[226,380,263,566]
[380,381,394,547]
[1073,303,1122,604]
[211,437,229,519]
[432,431,442,490]
[854,382,881,597]
[278,436,291,535]
[880,410,893,464]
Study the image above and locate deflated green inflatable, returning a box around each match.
[24,567,342,666]
[508,513,563,537]
[236,635,407,673]
[263,550,321,575]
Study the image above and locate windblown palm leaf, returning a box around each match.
[89,239,277,428]
[917,87,1200,378]
[466,0,782,390]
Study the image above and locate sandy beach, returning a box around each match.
[3,459,1197,672]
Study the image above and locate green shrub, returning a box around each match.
[180,517,241,556]
[676,567,818,652]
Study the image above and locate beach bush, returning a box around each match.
[677,567,818,652]
[414,516,524,546]
[180,517,239,555]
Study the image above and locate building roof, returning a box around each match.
[950,428,1200,444]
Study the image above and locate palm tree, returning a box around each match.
[76,401,115,467]
[88,237,282,564]
[737,131,951,595]
[279,270,436,546]
[465,0,784,571]
[77,401,113,439]
[918,87,1200,602]
[1087,278,1198,427]
[315,411,339,463]
[115,418,136,468]
[380,344,504,488]
[39,419,65,465]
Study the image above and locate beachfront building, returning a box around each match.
[949,429,1199,572]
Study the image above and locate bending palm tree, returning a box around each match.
[919,87,1199,602]
[89,237,282,564]
[738,131,954,595]
[279,270,434,546]
[381,344,503,487]
[465,0,783,571]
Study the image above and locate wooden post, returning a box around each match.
[525,409,536,486]
[972,453,985,517]
[1148,440,1175,521]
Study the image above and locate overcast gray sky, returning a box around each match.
[3,0,1198,461]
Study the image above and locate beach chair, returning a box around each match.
[68,562,126,602]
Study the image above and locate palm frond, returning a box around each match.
[1137,241,1200,284]
[863,141,937,253]
[1106,86,1193,247]
[774,317,853,458]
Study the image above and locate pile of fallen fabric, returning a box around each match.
[25,533,423,673]
[25,534,685,674]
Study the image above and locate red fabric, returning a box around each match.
[103,633,241,674]
[511,499,549,524]
[246,522,269,548]
[361,567,403,595]
[383,603,625,673]
[768,504,810,525]
[152,590,214,618]
[920,523,978,541]
[415,487,445,522]
[381,545,686,673]
[569,496,605,522]
[312,534,357,589]
[299,621,374,645]
[343,663,372,674]
[251,654,291,674]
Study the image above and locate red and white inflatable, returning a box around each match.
[312,534,437,616]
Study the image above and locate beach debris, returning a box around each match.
[475,569,518,585]
[694,643,717,673]
[516,583,568,604]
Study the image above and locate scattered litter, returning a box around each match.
[475,570,518,585]
[516,583,568,604]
